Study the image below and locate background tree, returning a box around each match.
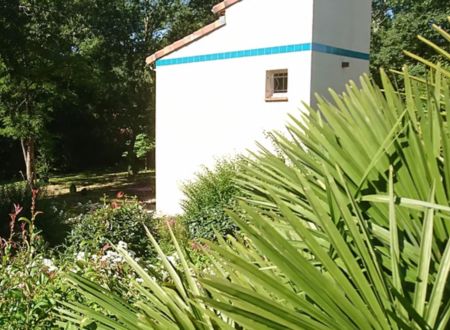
[370,0,450,81]
[0,0,218,181]
[7,0,436,182]
[0,0,73,186]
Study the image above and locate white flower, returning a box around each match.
[76,252,86,261]
[42,258,54,268]
[48,265,58,272]
[128,250,136,258]
[136,278,144,284]
[42,258,58,272]
[101,250,123,265]
[117,241,128,250]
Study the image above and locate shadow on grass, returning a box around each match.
[45,171,154,203]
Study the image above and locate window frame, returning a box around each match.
[265,69,289,102]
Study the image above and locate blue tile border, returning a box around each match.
[311,43,369,60]
[155,42,369,67]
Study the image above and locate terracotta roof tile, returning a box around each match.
[212,0,241,15]
[146,0,242,65]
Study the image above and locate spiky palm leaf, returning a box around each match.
[55,225,234,329]
[200,18,450,330]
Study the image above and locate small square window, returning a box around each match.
[266,69,288,102]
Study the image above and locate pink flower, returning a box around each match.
[9,203,23,220]
[111,201,120,209]
[8,203,23,241]
[116,191,125,199]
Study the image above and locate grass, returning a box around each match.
[42,170,155,211]
[0,169,155,229]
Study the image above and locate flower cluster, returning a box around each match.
[42,258,58,274]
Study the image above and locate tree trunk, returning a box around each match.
[126,133,138,176]
[21,138,36,189]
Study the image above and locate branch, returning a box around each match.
[20,138,27,163]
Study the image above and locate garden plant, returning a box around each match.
[181,158,243,240]
[55,18,450,330]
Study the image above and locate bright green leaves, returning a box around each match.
[207,19,450,330]
[57,16,450,330]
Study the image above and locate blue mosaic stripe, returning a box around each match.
[311,43,370,60]
[155,42,369,67]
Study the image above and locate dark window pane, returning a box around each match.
[273,72,288,93]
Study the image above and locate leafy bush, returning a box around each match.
[57,226,233,329]
[181,158,242,240]
[0,241,63,329]
[64,195,155,259]
[0,197,67,329]
[33,201,72,247]
[0,194,157,329]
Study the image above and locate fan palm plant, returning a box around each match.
[57,19,450,330]
[200,18,450,330]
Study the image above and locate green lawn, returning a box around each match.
[43,170,155,211]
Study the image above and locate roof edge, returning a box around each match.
[212,0,241,15]
[146,0,242,66]
[146,18,226,65]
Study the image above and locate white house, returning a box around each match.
[147,0,372,214]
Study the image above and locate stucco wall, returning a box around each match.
[155,0,371,214]
[312,0,372,52]
[310,54,370,104]
[156,52,312,214]
[310,0,372,100]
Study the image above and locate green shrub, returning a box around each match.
[33,201,72,247]
[181,158,242,240]
[0,202,67,329]
[64,196,155,259]
[57,225,234,329]
[0,242,64,329]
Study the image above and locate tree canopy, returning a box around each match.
[371,0,450,80]
[1,0,449,182]
[0,0,215,181]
